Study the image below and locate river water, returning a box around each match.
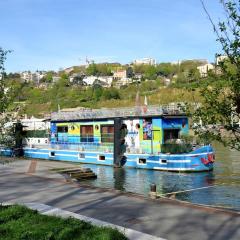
[80,143,240,211]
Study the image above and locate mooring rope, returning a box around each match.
[161,184,223,196]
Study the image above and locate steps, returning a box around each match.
[52,167,97,180]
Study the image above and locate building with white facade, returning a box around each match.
[83,76,113,87]
[20,71,32,82]
[133,58,156,65]
[197,63,215,77]
[115,78,132,88]
[21,116,50,131]
[21,116,50,147]
[52,76,61,83]
[20,71,46,83]
[216,55,228,65]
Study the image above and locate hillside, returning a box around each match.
[8,80,201,117]
[7,60,218,117]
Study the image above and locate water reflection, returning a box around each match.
[81,142,240,211]
[113,168,126,191]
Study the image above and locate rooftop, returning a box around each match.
[51,103,186,121]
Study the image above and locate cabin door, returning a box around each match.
[163,129,180,143]
[151,130,161,154]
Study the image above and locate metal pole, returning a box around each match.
[114,118,122,167]
[151,130,153,154]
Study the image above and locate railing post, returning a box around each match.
[149,183,157,199]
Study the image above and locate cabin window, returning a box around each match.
[57,126,68,133]
[80,125,94,142]
[163,129,180,143]
[142,118,152,140]
[101,125,114,143]
[78,153,85,159]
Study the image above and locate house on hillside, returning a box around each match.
[133,58,156,65]
[197,63,214,77]
[216,55,228,65]
[133,73,143,82]
[20,71,46,83]
[83,76,97,85]
[52,76,61,83]
[69,73,85,84]
[64,67,74,74]
[115,77,133,88]
[83,76,113,87]
[215,55,229,75]
[98,76,113,87]
[113,67,133,79]
[20,71,32,82]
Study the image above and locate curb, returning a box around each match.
[2,202,166,240]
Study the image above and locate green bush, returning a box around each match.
[161,143,193,154]
[24,130,48,138]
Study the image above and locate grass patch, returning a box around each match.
[0,205,127,240]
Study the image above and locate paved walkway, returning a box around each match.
[0,158,240,240]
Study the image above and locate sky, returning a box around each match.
[0,0,225,72]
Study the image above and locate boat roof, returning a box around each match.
[51,104,187,122]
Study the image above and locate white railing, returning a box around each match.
[26,142,114,153]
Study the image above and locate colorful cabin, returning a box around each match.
[50,116,189,155]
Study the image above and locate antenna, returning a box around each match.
[86,56,89,64]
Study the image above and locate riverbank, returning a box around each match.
[0,158,239,240]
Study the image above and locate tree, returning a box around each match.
[86,63,98,76]
[0,48,11,112]
[97,64,112,76]
[0,48,16,148]
[102,88,120,100]
[143,65,157,80]
[44,72,54,83]
[157,63,178,78]
[71,75,85,86]
[190,1,240,150]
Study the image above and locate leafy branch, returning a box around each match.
[190,1,240,150]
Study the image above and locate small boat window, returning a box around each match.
[161,159,167,164]
[139,158,146,164]
[98,155,105,161]
[50,152,55,157]
[79,153,85,159]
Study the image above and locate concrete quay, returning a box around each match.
[0,158,239,240]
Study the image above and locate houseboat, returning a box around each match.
[22,105,214,172]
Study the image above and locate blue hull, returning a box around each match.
[8,145,215,172]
